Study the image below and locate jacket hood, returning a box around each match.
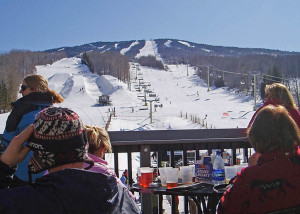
[12,92,52,108]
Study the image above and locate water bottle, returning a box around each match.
[212,150,225,185]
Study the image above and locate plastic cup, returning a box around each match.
[165,168,179,188]
[180,166,193,184]
[137,167,143,186]
[140,167,153,188]
[191,164,195,182]
[224,166,237,184]
[159,167,172,186]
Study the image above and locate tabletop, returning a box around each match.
[131,182,227,214]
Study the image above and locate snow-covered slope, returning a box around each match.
[0,57,257,133]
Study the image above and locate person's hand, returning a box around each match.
[0,125,33,166]
[248,152,261,167]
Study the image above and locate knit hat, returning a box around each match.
[27,107,93,174]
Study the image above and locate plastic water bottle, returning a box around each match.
[212,150,225,185]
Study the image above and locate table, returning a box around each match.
[131,182,227,214]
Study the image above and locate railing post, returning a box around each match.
[127,152,133,186]
[140,145,153,214]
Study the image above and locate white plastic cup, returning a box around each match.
[180,166,193,184]
[224,166,237,184]
[159,167,172,186]
[165,168,179,188]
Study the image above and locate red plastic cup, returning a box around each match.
[140,167,153,188]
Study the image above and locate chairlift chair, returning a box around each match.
[240,74,246,85]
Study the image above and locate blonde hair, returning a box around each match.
[265,83,297,109]
[23,74,64,103]
[247,105,300,153]
[84,125,112,155]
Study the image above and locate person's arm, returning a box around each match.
[0,125,32,188]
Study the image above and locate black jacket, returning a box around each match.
[0,162,140,214]
[1,92,53,183]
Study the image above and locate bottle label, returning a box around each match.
[213,169,225,181]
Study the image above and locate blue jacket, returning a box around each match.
[1,92,52,182]
[0,161,141,214]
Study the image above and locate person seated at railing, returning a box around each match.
[0,107,140,213]
[84,125,135,200]
[248,82,300,128]
[218,105,300,214]
[0,74,64,187]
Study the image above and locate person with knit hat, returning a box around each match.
[1,74,64,186]
[0,107,140,214]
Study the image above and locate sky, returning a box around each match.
[1,0,300,53]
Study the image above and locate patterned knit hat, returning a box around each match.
[27,107,93,174]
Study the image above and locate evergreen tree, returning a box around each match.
[0,81,9,111]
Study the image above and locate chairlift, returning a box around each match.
[240,75,246,85]
[217,72,222,78]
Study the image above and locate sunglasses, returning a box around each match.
[20,84,28,91]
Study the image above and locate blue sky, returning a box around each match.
[1,0,300,52]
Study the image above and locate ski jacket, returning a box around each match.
[218,147,300,214]
[248,99,300,128]
[86,153,136,200]
[1,92,53,182]
[0,161,141,214]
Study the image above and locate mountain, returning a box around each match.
[0,56,255,133]
[45,39,299,59]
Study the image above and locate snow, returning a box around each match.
[0,56,257,132]
[164,40,172,47]
[98,45,106,49]
[88,44,97,48]
[135,40,163,62]
[202,48,211,52]
[120,41,139,55]
[178,41,195,48]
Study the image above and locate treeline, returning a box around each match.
[81,51,130,82]
[136,55,165,70]
[189,54,299,79]
[164,54,299,95]
[0,50,66,111]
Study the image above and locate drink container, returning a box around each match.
[180,166,193,184]
[213,150,225,185]
[140,167,153,188]
[137,167,142,186]
[164,168,179,189]
[195,156,213,183]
